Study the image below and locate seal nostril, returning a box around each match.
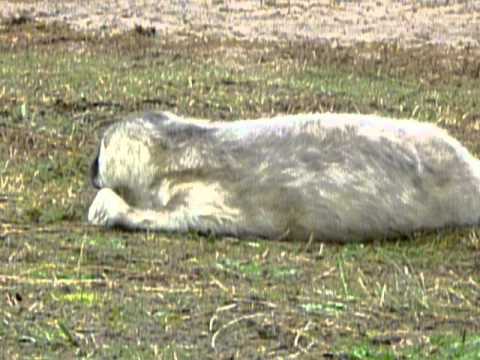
[90,152,101,189]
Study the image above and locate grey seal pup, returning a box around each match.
[88,112,480,242]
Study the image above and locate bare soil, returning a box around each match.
[2,0,480,47]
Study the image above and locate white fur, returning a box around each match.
[88,112,480,242]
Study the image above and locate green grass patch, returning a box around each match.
[57,292,99,307]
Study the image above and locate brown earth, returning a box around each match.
[1,0,480,47]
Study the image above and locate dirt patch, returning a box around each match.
[2,0,480,47]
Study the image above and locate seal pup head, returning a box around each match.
[89,112,173,192]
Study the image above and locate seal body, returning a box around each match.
[88,112,480,242]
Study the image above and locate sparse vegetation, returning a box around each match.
[0,17,479,359]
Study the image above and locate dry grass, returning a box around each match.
[0,20,479,358]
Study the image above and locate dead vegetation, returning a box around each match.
[0,18,479,359]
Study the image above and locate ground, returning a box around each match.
[0,1,480,359]
[2,0,480,47]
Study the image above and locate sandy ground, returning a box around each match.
[1,0,480,47]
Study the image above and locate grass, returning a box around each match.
[0,18,480,358]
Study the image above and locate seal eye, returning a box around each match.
[90,150,101,189]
